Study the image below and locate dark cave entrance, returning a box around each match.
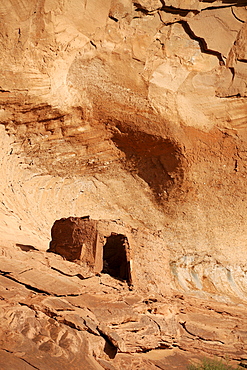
[102,233,132,285]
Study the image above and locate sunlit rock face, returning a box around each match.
[1,0,247,288]
[0,1,247,367]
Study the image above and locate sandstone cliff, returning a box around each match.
[0,0,247,368]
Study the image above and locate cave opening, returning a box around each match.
[102,233,132,285]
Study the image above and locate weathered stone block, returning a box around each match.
[48,216,99,268]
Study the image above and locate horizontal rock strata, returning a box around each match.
[0,0,247,367]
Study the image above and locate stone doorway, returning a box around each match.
[102,233,132,285]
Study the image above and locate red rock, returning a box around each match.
[0,0,247,368]
[48,216,99,264]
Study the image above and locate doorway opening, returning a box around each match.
[102,233,132,285]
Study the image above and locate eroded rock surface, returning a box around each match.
[0,243,246,369]
[0,0,247,367]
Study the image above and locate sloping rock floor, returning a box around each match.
[0,243,246,369]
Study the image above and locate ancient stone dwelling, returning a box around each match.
[48,216,132,285]
[0,0,247,369]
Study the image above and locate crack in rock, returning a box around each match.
[181,21,225,63]
[0,272,50,295]
[180,322,224,344]
[1,348,41,370]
